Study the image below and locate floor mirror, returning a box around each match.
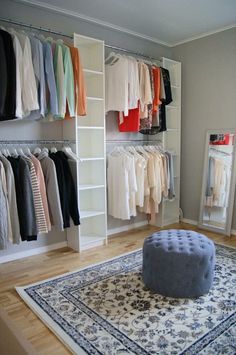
[198,129,236,236]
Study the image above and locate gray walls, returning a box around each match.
[173,28,236,228]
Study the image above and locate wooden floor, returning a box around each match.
[0,222,235,354]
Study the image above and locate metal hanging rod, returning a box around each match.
[106,139,162,143]
[105,44,161,62]
[209,147,231,156]
[0,17,161,62]
[0,139,75,145]
[0,17,73,39]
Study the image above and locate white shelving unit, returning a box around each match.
[155,58,181,227]
[63,33,107,251]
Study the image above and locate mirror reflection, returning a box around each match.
[203,133,235,231]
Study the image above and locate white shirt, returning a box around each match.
[105,57,129,116]
[16,32,39,115]
[128,58,140,110]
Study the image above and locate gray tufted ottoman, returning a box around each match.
[142,230,215,298]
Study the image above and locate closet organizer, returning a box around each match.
[0,18,181,262]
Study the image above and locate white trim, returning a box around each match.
[172,24,236,46]
[0,242,67,264]
[13,0,169,46]
[181,218,236,236]
[181,218,198,225]
[107,221,148,236]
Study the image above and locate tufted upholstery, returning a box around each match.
[142,229,215,298]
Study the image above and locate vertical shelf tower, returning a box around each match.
[63,33,107,251]
[156,58,181,226]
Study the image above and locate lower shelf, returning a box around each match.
[80,210,105,219]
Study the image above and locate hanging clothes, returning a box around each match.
[0,155,21,244]
[107,146,175,221]
[16,31,39,116]
[49,151,80,228]
[67,46,86,116]
[0,29,16,121]
[7,28,23,119]
[23,155,48,234]
[37,151,64,231]
[0,161,10,249]
[43,41,59,117]
[29,36,47,117]
[8,156,38,241]
[30,154,51,231]
[158,67,173,132]
[105,55,129,116]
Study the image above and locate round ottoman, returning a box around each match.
[142,230,215,298]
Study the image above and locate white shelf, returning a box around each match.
[80,210,105,219]
[80,157,104,162]
[79,184,105,190]
[83,69,103,75]
[77,126,104,130]
[86,96,104,101]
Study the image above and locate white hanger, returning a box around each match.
[33,146,41,155]
[62,146,80,162]
[24,146,32,156]
[105,51,121,65]
[42,147,49,153]
[11,148,18,158]
[50,146,57,153]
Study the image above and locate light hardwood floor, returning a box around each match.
[0,222,235,354]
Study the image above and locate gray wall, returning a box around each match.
[0,0,172,258]
[172,28,236,228]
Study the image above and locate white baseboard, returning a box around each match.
[181,218,198,225]
[108,221,148,236]
[0,241,68,264]
[181,218,236,236]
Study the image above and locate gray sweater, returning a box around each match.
[0,155,21,244]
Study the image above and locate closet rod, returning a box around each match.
[106,139,162,143]
[0,139,75,144]
[0,17,161,62]
[210,147,231,156]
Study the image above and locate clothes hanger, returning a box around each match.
[105,52,121,65]
[62,146,80,161]
[50,146,57,153]
[33,146,41,155]
[24,146,32,156]
[42,147,49,153]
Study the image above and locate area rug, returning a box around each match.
[16,244,236,355]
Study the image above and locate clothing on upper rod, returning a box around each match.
[0,142,80,250]
[107,145,175,222]
[0,23,86,122]
[105,51,173,135]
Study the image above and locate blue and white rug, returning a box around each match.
[16,244,236,354]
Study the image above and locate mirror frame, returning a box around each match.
[198,129,236,236]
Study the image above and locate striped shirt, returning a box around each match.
[23,157,48,234]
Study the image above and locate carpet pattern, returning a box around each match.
[17,244,236,354]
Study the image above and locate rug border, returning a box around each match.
[15,243,235,355]
[15,249,142,355]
